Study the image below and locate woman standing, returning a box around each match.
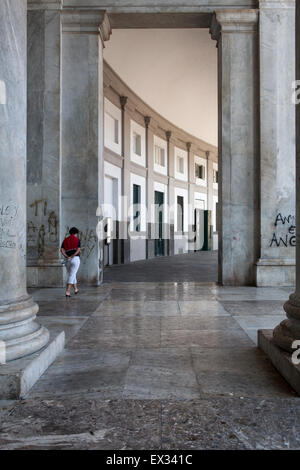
[61,227,81,297]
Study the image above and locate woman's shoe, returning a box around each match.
[74,290,79,295]
[65,293,71,298]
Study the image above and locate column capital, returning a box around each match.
[120,95,128,111]
[216,9,259,33]
[166,131,172,142]
[61,9,111,43]
[186,142,192,152]
[144,116,151,128]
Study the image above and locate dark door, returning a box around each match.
[154,191,164,256]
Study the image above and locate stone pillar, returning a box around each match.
[212,10,260,285]
[167,131,175,256]
[0,0,49,362]
[120,95,131,264]
[145,116,155,259]
[272,0,300,352]
[255,0,296,287]
[61,10,111,284]
[27,1,63,287]
[187,142,195,251]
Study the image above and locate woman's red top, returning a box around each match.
[61,234,81,257]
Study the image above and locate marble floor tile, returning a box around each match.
[94,300,144,316]
[161,329,253,349]
[67,317,161,349]
[193,370,293,398]
[30,349,131,399]
[37,299,101,316]
[123,365,200,399]
[214,287,288,301]
[220,300,286,316]
[190,347,280,374]
[38,316,88,343]
[130,347,192,369]
[161,316,240,331]
[143,300,180,316]
[179,300,230,316]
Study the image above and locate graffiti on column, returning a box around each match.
[48,211,58,243]
[27,198,58,258]
[0,203,18,249]
[269,213,296,248]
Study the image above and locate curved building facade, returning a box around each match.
[103,61,218,266]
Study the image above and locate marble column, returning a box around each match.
[272,0,300,351]
[27,1,63,287]
[211,10,260,285]
[61,10,111,284]
[0,0,49,362]
[255,0,296,287]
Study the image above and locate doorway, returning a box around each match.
[154,190,164,257]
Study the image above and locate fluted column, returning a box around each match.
[0,0,49,362]
[211,10,260,285]
[273,0,300,351]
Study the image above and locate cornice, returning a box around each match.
[216,9,259,33]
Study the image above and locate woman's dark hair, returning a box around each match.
[69,227,79,235]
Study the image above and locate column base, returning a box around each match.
[0,296,51,362]
[0,330,65,399]
[258,329,300,396]
[255,259,295,287]
[27,264,64,288]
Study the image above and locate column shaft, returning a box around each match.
[0,0,49,362]
[60,10,111,285]
[27,5,63,287]
[256,0,296,286]
[215,10,260,285]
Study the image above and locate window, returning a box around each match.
[155,145,165,167]
[104,98,121,155]
[133,132,142,156]
[177,156,184,174]
[195,164,205,180]
[177,196,184,232]
[133,184,141,232]
[213,170,219,184]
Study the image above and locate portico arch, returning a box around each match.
[26,0,295,287]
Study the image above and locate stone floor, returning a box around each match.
[0,281,299,450]
[104,251,218,283]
